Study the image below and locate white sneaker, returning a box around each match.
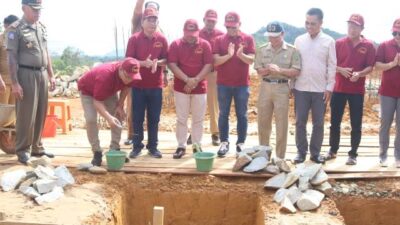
[380,159,388,167]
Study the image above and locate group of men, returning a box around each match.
[1,0,400,168]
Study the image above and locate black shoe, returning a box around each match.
[211,134,220,146]
[293,154,305,164]
[91,151,103,166]
[310,155,325,164]
[193,145,202,153]
[187,135,192,145]
[148,149,162,158]
[31,151,55,158]
[17,152,30,165]
[129,148,142,158]
[124,139,133,145]
[217,142,229,158]
[173,147,186,159]
[236,143,244,153]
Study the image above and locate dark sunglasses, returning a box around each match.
[393,31,400,36]
[226,26,238,29]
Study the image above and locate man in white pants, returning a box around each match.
[168,19,212,159]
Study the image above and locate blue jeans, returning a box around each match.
[217,85,249,144]
[132,88,162,150]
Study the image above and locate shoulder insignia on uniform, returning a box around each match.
[7,31,16,40]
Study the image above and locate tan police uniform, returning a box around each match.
[254,42,301,159]
[6,18,49,155]
[0,30,15,106]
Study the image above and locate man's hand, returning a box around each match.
[143,54,153,68]
[107,116,123,129]
[151,59,158,73]
[186,77,199,89]
[350,72,361,82]
[183,84,192,94]
[114,105,126,121]
[323,91,332,104]
[236,43,244,57]
[0,78,5,93]
[227,42,235,57]
[338,67,352,78]
[12,83,23,101]
[396,53,400,67]
[49,77,56,91]
[268,64,281,74]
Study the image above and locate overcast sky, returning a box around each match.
[1,0,398,56]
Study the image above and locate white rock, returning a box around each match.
[264,173,287,189]
[282,172,300,188]
[34,179,57,194]
[242,147,257,155]
[287,186,303,204]
[310,169,329,186]
[34,165,57,180]
[274,188,289,203]
[54,165,75,187]
[255,145,272,159]
[77,163,94,171]
[299,176,312,192]
[315,182,333,196]
[1,169,26,192]
[18,177,37,190]
[274,158,291,173]
[243,157,268,173]
[35,186,64,205]
[89,166,107,174]
[233,153,252,171]
[27,156,52,168]
[296,190,325,211]
[265,164,280,175]
[19,186,41,198]
[280,196,297,213]
[298,164,322,179]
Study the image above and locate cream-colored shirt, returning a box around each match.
[294,31,336,92]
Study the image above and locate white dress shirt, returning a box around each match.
[294,31,337,92]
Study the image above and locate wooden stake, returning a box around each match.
[153,206,164,225]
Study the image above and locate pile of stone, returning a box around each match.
[50,66,90,98]
[233,146,290,174]
[0,157,75,205]
[264,163,332,213]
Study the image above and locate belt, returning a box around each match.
[19,64,46,71]
[263,78,288,83]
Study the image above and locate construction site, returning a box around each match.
[0,74,399,225]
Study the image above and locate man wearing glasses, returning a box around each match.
[293,8,337,164]
[213,12,255,157]
[325,14,376,165]
[375,18,400,167]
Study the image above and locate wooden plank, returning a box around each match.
[153,206,164,225]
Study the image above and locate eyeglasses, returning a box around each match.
[393,32,400,36]
[226,26,238,30]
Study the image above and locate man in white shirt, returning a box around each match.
[293,8,337,164]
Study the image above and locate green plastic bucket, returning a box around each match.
[105,150,126,171]
[194,152,216,172]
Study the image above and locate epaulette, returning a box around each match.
[8,20,20,30]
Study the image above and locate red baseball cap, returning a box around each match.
[143,7,158,19]
[347,14,364,27]
[121,58,141,81]
[204,9,218,21]
[183,19,200,37]
[224,12,240,27]
[392,18,400,32]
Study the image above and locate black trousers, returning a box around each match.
[329,92,364,157]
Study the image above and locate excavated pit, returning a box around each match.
[334,197,400,225]
[112,188,265,225]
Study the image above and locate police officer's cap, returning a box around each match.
[22,0,42,10]
[264,21,284,37]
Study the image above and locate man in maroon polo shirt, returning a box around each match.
[375,18,400,167]
[125,7,168,159]
[213,12,255,157]
[199,9,224,146]
[325,14,376,165]
[78,58,141,166]
[168,19,213,159]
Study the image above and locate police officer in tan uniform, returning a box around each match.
[6,0,56,164]
[254,22,301,171]
[0,15,19,108]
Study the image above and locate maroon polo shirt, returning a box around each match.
[376,39,400,97]
[168,38,213,94]
[125,31,168,89]
[78,62,126,101]
[199,28,224,50]
[213,32,255,86]
[334,37,376,94]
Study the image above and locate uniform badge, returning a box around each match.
[8,32,15,40]
[26,42,33,48]
[195,47,203,54]
[153,42,163,48]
